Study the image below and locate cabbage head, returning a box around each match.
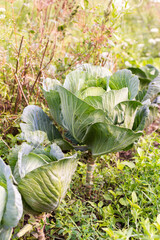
[42,64,151,156]
[9,143,77,214]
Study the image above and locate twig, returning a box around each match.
[104,0,113,23]
[30,39,49,93]
[15,74,29,105]
[12,36,24,103]
[43,50,55,70]
[14,85,22,114]
[0,137,11,150]
[16,36,24,74]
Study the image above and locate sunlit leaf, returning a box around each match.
[20,105,62,142]
[0,158,23,229]
[109,69,139,99]
[18,155,77,213]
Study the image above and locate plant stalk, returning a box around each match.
[36,213,46,240]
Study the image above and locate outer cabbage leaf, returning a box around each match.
[128,66,151,89]
[18,155,77,213]
[8,145,21,172]
[0,186,7,223]
[18,153,49,179]
[0,228,13,240]
[84,96,103,110]
[128,67,147,79]
[63,69,86,95]
[3,185,23,228]
[13,142,63,183]
[76,63,111,79]
[142,75,160,102]
[43,88,62,126]
[13,143,33,183]
[20,101,73,150]
[0,158,23,229]
[145,104,159,127]
[136,89,147,102]
[141,64,159,81]
[20,105,62,142]
[50,143,64,160]
[84,123,142,156]
[116,101,142,129]
[57,86,107,142]
[22,130,49,147]
[102,88,128,122]
[42,78,61,92]
[109,69,139,100]
[129,65,159,90]
[132,105,150,131]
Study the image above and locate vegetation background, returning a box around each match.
[0,0,160,239]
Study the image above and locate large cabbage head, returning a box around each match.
[43,64,149,156]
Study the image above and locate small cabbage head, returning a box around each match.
[9,143,77,214]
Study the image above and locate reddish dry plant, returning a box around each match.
[1,0,117,123]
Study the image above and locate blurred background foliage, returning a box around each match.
[0,0,160,138]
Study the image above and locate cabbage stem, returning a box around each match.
[36,213,46,240]
[86,152,96,197]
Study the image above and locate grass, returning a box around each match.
[12,131,160,239]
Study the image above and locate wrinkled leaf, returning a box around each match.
[84,123,142,156]
[57,86,106,142]
[18,155,77,213]
[13,143,33,183]
[145,104,159,127]
[42,78,61,92]
[20,105,62,142]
